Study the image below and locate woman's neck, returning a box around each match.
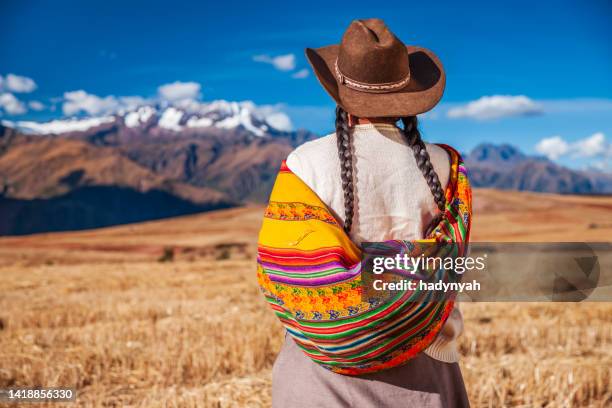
[355,117,398,125]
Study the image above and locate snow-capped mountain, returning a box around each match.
[2,106,611,236]
[0,101,317,235]
[1,100,293,138]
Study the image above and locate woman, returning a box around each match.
[257,19,471,407]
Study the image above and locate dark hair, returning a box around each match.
[335,106,446,236]
[335,106,355,233]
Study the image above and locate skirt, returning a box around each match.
[272,333,470,408]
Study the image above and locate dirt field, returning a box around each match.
[0,189,611,407]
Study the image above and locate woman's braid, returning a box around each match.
[401,116,446,235]
[335,106,355,234]
[401,116,446,211]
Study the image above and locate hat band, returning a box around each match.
[334,59,410,93]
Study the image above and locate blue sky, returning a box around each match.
[1,0,611,170]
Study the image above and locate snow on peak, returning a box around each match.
[158,107,184,131]
[124,106,155,128]
[3,116,115,134]
[152,101,278,136]
[214,104,267,136]
[186,116,214,128]
[196,100,241,116]
[187,100,292,132]
[1,98,293,136]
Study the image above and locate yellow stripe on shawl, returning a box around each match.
[258,168,361,264]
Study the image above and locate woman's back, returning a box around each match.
[273,123,468,408]
[286,122,451,243]
[263,18,471,408]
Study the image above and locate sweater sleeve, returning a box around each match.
[423,305,463,363]
[286,150,316,191]
[285,151,303,176]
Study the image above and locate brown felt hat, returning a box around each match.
[306,18,445,118]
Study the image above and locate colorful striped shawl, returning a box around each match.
[257,144,472,375]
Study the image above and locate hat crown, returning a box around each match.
[337,19,410,85]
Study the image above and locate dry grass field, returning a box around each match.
[0,189,611,407]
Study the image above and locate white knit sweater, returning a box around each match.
[286,122,463,363]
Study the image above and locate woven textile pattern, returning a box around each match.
[257,144,472,375]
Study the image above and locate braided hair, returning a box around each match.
[335,106,355,233]
[335,107,446,236]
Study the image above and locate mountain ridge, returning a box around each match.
[1,105,610,235]
[0,102,318,234]
[464,143,612,194]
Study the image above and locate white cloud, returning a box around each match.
[118,96,148,111]
[28,100,45,111]
[157,81,201,102]
[447,95,542,120]
[3,74,37,93]
[62,90,120,116]
[172,97,205,112]
[246,102,293,131]
[60,91,150,117]
[264,112,292,131]
[573,132,607,158]
[535,132,611,161]
[535,136,570,160]
[291,68,310,79]
[253,53,296,71]
[0,93,27,115]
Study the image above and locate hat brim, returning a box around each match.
[305,44,445,118]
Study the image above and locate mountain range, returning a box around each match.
[464,143,612,195]
[1,102,610,235]
[0,102,315,235]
